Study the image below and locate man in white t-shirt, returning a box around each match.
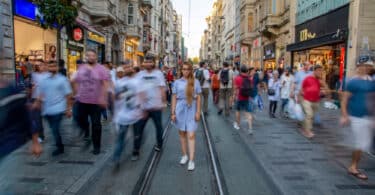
[113,62,145,165]
[132,54,166,160]
[195,61,210,114]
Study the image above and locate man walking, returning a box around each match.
[340,56,375,180]
[72,50,109,155]
[195,61,210,114]
[133,54,166,160]
[300,65,325,138]
[233,65,254,134]
[35,61,72,156]
[218,62,234,116]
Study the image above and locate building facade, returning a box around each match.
[0,0,15,81]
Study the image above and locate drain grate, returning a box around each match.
[58,160,94,165]
[336,185,360,190]
[19,177,44,183]
[311,158,329,162]
[26,162,48,166]
[358,185,375,189]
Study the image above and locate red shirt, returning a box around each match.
[166,70,174,82]
[302,75,321,102]
[234,74,251,101]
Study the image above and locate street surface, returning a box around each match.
[1,97,375,195]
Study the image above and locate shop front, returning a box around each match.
[14,0,57,63]
[263,43,276,70]
[287,5,349,90]
[124,38,141,66]
[86,31,106,64]
[251,37,262,69]
[66,26,84,76]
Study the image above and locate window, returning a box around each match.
[248,14,253,32]
[128,3,134,25]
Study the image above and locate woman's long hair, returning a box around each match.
[183,63,195,106]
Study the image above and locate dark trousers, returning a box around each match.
[77,102,102,150]
[30,100,44,139]
[212,88,219,104]
[269,101,278,115]
[113,125,130,161]
[167,83,172,103]
[134,110,163,152]
[45,114,64,150]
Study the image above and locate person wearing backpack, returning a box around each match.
[233,65,254,134]
[195,61,210,114]
[211,69,220,105]
[218,62,234,115]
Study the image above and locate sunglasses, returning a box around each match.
[358,55,374,64]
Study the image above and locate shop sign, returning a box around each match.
[295,5,349,43]
[88,32,105,44]
[73,28,83,42]
[263,43,276,60]
[68,40,84,49]
[14,0,37,20]
[252,37,261,48]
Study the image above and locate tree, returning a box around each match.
[192,57,200,65]
[31,0,79,30]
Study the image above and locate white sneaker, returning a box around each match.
[187,161,195,171]
[179,155,188,165]
[233,122,240,130]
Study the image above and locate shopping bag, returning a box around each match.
[287,98,297,119]
[294,103,305,121]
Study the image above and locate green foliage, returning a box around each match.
[31,0,79,29]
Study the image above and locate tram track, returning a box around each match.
[132,112,227,195]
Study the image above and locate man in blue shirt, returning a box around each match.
[35,61,73,156]
[340,55,375,180]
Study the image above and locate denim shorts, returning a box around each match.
[236,100,253,113]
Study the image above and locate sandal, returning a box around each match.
[348,170,368,180]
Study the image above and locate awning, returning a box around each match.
[287,31,346,52]
[75,18,105,37]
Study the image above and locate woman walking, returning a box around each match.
[211,69,220,105]
[171,62,202,171]
[268,71,281,118]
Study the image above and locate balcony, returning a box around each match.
[141,0,153,9]
[259,8,290,37]
[240,31,258,45]
[85,0,116,26]
[126,25,142,39]
[240,0,256,10]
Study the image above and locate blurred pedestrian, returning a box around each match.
[72,50,109,155]
[233,65,254,134]
[218,62,234,115]
[58,59,67,77]
[280,68,294,117]
[211,69,220,105]
[31,60,49,143]
[34,61,72,156]
[171,62,202,171]
[300,65,325,138]
[268,71,281,118]
[132,54,166,160]
[112,61,145,166]
[195,61,210,114]
[340,55,375,180]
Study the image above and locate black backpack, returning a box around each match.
[195,69,205,86]
[220,69,230,86]
[239,75,253,97]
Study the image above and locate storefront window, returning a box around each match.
[128,3,134,25]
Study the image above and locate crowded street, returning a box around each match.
[1,0,375,195]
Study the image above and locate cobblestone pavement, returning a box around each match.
[219,96,375,195]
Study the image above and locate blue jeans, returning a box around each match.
[113,125,130,161]
[45,113,64,150]
[281,98,289,113]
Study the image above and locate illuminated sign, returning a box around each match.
[73,28,83,41]
[299,29,316,42]
[14,0,37,20]
[88,32,105,44]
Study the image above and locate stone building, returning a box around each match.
[0,0,14,81]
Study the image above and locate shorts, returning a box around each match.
[236,100,252,113]
[350,116,374,152]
